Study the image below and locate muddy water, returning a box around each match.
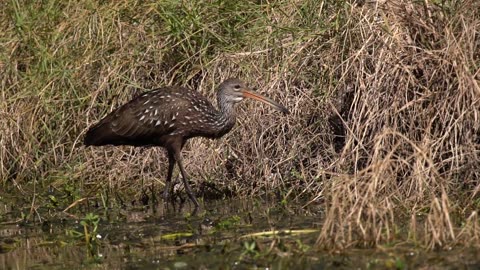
[1,198,480,269]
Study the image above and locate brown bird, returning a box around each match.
[84,78,289,206]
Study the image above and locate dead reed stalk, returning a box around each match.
[317,0,480,249]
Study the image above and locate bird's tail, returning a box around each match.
[84,121,114,146]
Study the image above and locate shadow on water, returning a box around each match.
[1,197,480,269]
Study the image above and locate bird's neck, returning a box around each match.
[213,96,237,137]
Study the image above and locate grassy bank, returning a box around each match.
[1,0,479,249]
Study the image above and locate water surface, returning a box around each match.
[1,198,479,269]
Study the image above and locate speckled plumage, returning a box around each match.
[84,78,289,206]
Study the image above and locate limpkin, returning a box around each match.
[84,78,289,206]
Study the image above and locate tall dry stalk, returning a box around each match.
[317,0,480,249]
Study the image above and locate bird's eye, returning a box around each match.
[234,85,241,89]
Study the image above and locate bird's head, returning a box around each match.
[218,78,290,114]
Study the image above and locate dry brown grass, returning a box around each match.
[316,1,480,249]
[1,0,479,249]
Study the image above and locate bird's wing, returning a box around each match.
[106,88,192,138]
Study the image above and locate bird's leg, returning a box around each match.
[173,151,200,207]
[163,151,175,202]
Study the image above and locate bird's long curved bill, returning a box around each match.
[242,90,290,114]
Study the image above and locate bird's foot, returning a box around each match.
[162,189,172,204]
